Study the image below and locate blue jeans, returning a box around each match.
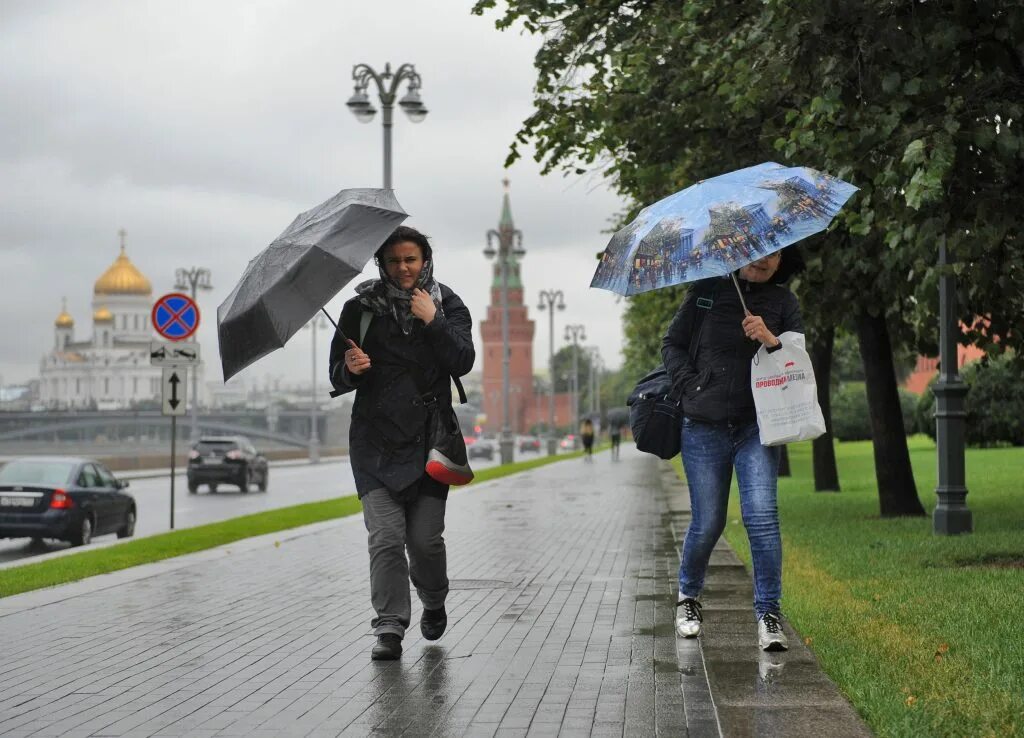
[678,419,782,618]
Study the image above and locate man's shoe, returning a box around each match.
[420,607,447,641]
[675,598,703,638]
[371,633,402,661]
[758,612,789,652]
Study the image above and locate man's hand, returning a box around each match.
[411,288,437,324]
[742,314,780,347]
[344,339,371,375]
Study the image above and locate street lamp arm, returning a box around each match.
[352,63,423,102]
[351,64,389,100]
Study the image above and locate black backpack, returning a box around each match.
[627,281,718,459]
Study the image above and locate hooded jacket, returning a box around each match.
[329,282,475,500]
[661,276,803,426]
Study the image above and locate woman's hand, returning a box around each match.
[742,314,780,347]
[411,288,437,324]
[344,339,372,375]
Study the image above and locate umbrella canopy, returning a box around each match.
[217,188,407,380]
[605,406,630,426]
[591,162,857,296]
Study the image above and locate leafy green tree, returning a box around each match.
[474,0,1024,517]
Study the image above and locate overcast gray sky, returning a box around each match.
[0,0,627,390]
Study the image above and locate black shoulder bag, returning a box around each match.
[627,282,718,459]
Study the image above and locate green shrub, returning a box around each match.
[831,382,918,441]
[917,355,1024,447]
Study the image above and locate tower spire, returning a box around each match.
[499,178,514,229]
[118,228,127,254]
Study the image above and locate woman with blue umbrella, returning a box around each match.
[593,162,857,652]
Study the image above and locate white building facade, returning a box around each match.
[39,240,205,410]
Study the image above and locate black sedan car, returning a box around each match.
[0,457,136,546]
[187,436,268,493]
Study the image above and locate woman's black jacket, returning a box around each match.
[661,277,803,426]
[328,283,475,500]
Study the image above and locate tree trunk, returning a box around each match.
[855,310,926,517]
[809,326,840,491]
[778,445,791,477]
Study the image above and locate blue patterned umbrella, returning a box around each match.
[591,162,857,297]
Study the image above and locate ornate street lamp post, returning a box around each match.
[537,289,566,455]
[564,324,586,440]
[933,239,972,534]
[304,315,327,463]
[346,62,428,189]
[174,267,212,442]
[483,185,525,465]
[588,346,603,418]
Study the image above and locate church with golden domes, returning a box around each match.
[39,232,199,409]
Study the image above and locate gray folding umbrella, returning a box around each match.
[217,188,407,381]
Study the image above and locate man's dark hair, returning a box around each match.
[376,225,432,262]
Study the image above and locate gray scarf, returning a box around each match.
[355,257,443,335]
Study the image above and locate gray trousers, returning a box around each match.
[360,488,448,638]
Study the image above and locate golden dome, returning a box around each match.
[93,306,113,322]
[55,298,74,328]
[94,245,152,296]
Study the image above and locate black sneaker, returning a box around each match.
[420,607,447,641]
[371,633,402,660]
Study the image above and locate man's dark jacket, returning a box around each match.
[661,277,803,426]
[329,283,475,500]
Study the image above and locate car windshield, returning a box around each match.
[195,441,238,454]
[0,460,75,486]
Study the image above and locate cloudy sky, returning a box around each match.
[0,0,627,390]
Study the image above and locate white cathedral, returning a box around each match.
[39,235,205,410]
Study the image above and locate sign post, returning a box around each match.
[152,292,201,532]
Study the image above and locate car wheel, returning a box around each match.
[117,509,136,539]
[69,515,93,547]
[188,478,198,494]
[258,469,268,492]
[209,484,218,494]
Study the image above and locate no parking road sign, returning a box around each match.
[152,293,200,341]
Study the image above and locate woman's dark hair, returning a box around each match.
[770,245,805,284]
[376,225,432,262]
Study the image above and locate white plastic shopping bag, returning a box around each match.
[750,331,827,446]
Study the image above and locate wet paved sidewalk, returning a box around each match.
[0,446,869,737]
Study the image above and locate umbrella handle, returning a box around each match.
[730,272,751,317]
[320,306,351,345]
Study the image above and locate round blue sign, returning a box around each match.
[152,293,200,341]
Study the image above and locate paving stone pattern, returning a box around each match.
[0,446,871,737]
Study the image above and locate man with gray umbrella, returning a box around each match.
[329,225,475,661]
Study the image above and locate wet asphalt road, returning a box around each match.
[0,447,535,566]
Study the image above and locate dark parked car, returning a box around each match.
[467,437,495,461]
[187,436,268,493]
[0,457,136,546]
[518,435,542,453]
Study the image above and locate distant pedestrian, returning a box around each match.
[580,418,595,459]
[329,226,475,661]
[609,422,623,460]
[662,248,804,652]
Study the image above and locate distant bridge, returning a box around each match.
[0,408,349,450]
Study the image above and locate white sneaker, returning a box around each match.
[675,598,703,638]
[758,612,789,652]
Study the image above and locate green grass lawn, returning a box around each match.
[690,436,1023,738]
[0,446,599,599]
